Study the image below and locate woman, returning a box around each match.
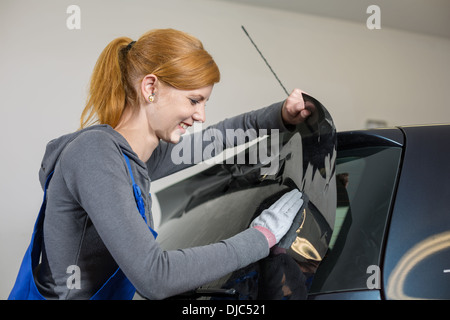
[10,28,310,300]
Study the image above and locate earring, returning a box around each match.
[148,93,155,103]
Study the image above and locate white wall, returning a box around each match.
[1,0,449,299]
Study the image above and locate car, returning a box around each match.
[153,94,450,300]
[308,123,450,300]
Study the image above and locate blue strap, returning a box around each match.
[123,154,146,221]
[123,153,157,239]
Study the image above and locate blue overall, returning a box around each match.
[8,153,157,300]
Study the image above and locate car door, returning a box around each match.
[155,94,337,299]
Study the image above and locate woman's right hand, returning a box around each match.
[250,189,304,248]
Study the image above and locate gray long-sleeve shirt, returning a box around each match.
[35,101,288,299]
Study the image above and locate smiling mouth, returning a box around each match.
[179,122,190,130]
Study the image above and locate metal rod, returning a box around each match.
[241,25,289,96]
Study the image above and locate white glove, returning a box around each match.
[251,189,304,247]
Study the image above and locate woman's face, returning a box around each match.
[148,83,213,144]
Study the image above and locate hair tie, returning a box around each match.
[125,41,136,53]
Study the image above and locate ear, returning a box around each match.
[140,74,158,103]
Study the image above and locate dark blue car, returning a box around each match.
[155,95,450,300]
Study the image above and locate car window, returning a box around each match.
[309,144,402,294]
[155,94,338,299]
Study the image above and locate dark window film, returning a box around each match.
[309,146,402,294]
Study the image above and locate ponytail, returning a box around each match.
[80,37,131,129]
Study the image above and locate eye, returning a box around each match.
[189,98,199,106]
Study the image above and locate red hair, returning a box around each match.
[80,29,220,128]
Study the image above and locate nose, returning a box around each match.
[192,104,206,123]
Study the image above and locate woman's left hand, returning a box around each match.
[281,89,313,125]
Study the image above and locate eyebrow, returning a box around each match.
[189,95,208,102]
